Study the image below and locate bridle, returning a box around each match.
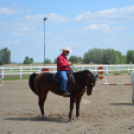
[86,74,96,87]
[70,64,77,71]
[86,81,95,87]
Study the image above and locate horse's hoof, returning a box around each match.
[77,116,81,120]
[69,118,72,122]
[42,115,46,119]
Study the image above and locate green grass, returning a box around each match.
[1,74,30,81]
[2,77,29,81]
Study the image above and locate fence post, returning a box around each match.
[2,67,4,79]
[10,66,12,74]
[105,73,107,84]
[0,69,1,85]
[20,66,22,79]
[128,64,130,73]
[106,65,108,75]
[118,66,120,73]
[104,65,108,84]
[95,65,97,74]
[38,66,39,73]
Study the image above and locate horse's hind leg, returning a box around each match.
[38,95,45,119]
[38,91,48,119]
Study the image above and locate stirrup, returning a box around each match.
[63,90,70,97]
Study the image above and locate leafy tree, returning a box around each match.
[0,47,11,65]
[102,49,117,64]
[102,49,123,64]
[69,56,79,63]
[82,52,89,64]
[117,51,124,64]
[54,58,57,64]
[23,56,34,64]
[122,55,127,63]
[83,48,124,64]
[77,57,83,63]
[83,48,104,64]
[69,56,83,64]
[126,50,134,63]
[45,58,51,64]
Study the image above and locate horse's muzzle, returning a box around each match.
[87,93,91,96]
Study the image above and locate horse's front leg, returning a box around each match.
[76,95,82,119]
[69,95,75,121]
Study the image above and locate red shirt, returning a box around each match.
[57,53,70,71]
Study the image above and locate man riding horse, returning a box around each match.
[57,46,72,97]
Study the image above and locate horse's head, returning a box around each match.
[86,75,98,95]
[82,70,98,96]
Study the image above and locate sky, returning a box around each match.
[1,0,134,63]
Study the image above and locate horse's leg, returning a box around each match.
[132,86,134,103]
[131,73,134,103]
[38,91,48,119]
[69,95,75,121]
[76,95,82,119]
[38,94,45,119]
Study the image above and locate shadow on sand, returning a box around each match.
[4,116,71,123]
[110,103,134,106]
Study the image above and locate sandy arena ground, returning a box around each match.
[0,76,134,134]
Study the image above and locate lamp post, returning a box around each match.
[43,17,47,66]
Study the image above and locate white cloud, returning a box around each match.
[19,13,68,23]
[2,40,20,45]
[81,24,126,34]
[112,26,126,31]
[0,21,36,35]
[0,4,31,16]
[101,38,126,46]
[83,24,110,32]
[46,13,67,23]
[0,22,10,30]
[10,32,22,36]
[75,5,134,23]
[0,7,23,15]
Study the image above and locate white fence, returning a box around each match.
[0,64,134,79]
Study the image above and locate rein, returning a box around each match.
[70,64,78,71]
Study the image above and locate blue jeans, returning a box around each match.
[57,70,69,91]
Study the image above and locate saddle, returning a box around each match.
[48,73,61,83]
[48,69,75,84]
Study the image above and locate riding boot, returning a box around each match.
[63,90,70,97]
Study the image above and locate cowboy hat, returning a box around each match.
[60,46,72,52]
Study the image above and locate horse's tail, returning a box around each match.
[29,73,37,95]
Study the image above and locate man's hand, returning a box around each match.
[69,62,72,65]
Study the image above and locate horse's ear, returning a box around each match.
[95,75,99,79]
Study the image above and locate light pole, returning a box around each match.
[43,17,47,66]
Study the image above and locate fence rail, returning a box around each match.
[0,64,134,79]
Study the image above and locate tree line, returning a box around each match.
[0,47,134,65]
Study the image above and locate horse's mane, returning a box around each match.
[74,70,94,77]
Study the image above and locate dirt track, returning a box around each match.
[0,76,134,134]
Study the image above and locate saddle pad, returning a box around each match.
[48,73,62,83]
